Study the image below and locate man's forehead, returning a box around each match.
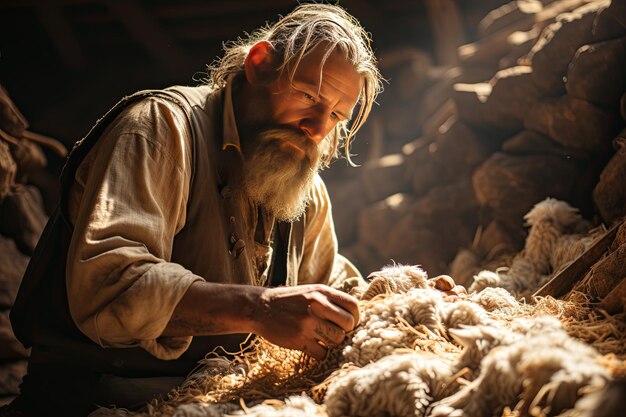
[290,48,362,110]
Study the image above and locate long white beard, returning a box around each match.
[241,128,322,222]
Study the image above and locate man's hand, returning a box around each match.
[252,284,360,360]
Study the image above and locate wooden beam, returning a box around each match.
[424,0,466,65]
[598,277,626,315]
[0,0,95,7]
[170,16,279,41]
[534,220,624,299]
[105,0,192,75]
[34,4,86,71]
[152,0,294,19]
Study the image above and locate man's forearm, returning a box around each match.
[161,281,361,360]
[161,281,263,337]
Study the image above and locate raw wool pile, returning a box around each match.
[90,266,626,417]
[469,197,602,299]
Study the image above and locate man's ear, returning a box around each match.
[244,41,276,85]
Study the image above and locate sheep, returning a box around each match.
[325,352,458,417]
[439,300,491,331]
[344,287,446,366]
[468,286,519,313]
[447,324,521,372]
[361,264,430,300]
[429,316,608,417]
[468,198,593,297]
[346,265,492,366]
[522,198,585,274]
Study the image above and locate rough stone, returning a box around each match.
[592,0,626,40]
[0,310,28,360]
[325,176,368,246]
[360,153,409,203]
[455,66,543,131]
[566,37,626,109]
[359,193,416,253]
[524,95,619,151]
[587,243,626,300]
[593,135,626,224]
[476,219,526,261]
[0,236,28,309]
[603,0,626,29]
[499,28,541,69]
[478,1,542,38]
[527,0,610,95]
[0,140,16,202]
[407,117,498,195]
[0,360,27,396]
[415,66,493,130]
[472,152,579,230]
[448,248,480,288]
[341,242,387,280]
[412,177,479,220]
[0,86,28,139]
[501,130,590,159]
[611,220,626,251]
[0,184,48,255]
[8,139,47,183]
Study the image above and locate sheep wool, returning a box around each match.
[430,316,609,417]
[468,286,519,312]
[468,198,596,298]
[324,352,458,417]
[361,264,430,300]
[232,394,327,417]
[88,264,626,417]
[343,287,447,366]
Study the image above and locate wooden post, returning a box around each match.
[424,0,466,66]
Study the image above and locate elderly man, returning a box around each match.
[6,3,382,416]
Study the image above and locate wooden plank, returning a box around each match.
[533,220,624,298]
[424,0,466,65]
[599,277,626,315]
[105,0,192,75]
[34,4,86,71]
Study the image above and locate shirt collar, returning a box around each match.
[222,74,242,152]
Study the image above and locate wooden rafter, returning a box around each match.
[104,0,192,74]
[34,4,86,71]
[152,0,294,19]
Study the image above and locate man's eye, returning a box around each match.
[330,112,339,120]
[303,92,315,102]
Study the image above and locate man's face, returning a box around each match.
[240,46,362,222]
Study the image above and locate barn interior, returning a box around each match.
[0,0,625,416]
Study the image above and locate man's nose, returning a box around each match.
[299,112,329,144]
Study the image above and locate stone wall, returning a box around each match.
[324,0,626,279]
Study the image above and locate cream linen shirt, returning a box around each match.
[64,82,342,360]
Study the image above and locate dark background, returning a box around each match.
[0,0,502,156]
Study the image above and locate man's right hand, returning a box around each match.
[251,284,360,360]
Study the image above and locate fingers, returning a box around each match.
[318,287,361,328]
[301,317,344,360]
[309,298,355,332]
[303,339,327,360]
[312,317,346,347]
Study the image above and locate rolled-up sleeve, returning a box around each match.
[66,97,203,360]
